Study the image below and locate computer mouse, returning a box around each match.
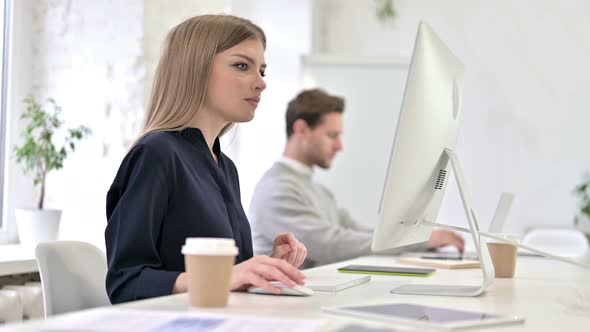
[248,281,314,296]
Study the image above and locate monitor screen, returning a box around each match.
[372,22,465,251]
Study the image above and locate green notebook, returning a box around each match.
[337,264,435,277]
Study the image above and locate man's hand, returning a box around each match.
[271,232,307,268]
[428,229,465,252]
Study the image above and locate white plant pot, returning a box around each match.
[15,208,62,248]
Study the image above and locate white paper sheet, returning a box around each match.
[41,308,324,332]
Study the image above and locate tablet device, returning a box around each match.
[304,274,371,292]
[338,265,435,277]
[322,303,525,330]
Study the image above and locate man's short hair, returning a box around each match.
[285,89,345,138]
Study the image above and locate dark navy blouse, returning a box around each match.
[105,128,253,304]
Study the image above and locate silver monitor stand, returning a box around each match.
[390,149,494,297]
[391,149,590,297]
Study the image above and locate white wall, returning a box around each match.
[23,0,146,248]
[303,57,408,227]
[312,0,590,235]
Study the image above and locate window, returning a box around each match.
[0,0,11,229]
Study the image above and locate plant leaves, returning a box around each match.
[13,96,92,197]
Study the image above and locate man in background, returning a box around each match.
[249,89,464,268]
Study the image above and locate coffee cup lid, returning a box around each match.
[181,238,239,256]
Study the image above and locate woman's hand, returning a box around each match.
[230,255,306,294]
[270,232,307,268]
[172,272,188,294]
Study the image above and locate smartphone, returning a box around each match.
[337,264,435,277]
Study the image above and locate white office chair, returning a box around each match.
[35,241,111,317]
[521,227,589,258]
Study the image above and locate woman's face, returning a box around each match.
[204,38,267,124]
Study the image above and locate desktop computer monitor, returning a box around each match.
[371,22,587,297]
[371,22,496,296]
[372,22,464,252]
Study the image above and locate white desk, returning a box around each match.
[0,245,37,276]
[3,255,590,331]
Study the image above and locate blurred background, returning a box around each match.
[1,0,589,251]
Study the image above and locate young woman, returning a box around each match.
[105,14,307,304]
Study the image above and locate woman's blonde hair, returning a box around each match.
[134,14,266,146]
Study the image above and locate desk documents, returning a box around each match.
[38,308,324,332]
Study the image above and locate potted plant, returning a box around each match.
[573,173,590,242]
[13,96,90,247]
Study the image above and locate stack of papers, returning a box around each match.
[397,257,480,269]
[41,308,324,332]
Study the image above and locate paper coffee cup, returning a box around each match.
[486,234,519,278]
[182,238,238,308]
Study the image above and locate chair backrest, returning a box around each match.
[35,241,111,317]
[521,227,589,258]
